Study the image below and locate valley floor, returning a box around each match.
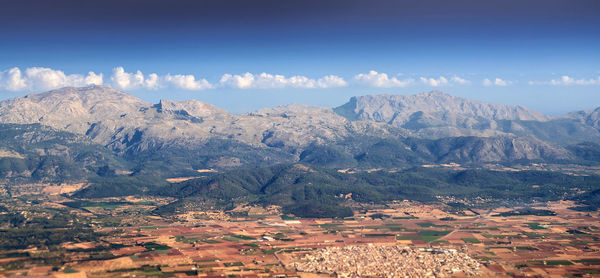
[0,196,599,277]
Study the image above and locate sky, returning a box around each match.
[0,0,599,114]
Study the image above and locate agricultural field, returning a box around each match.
[0,195,599,277]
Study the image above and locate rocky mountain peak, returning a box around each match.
[156,99,228,118]
[562,106,600,131]
[0,86,150,134]
[25,85,146,106]
[0,86,597,162]
[334,91,550,128]
[251,103,337,117]
[415,90,454,99]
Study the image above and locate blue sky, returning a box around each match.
[0,0,599,114]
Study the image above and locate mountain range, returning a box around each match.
[0,86,599,181]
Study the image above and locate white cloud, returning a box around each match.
[84,72,104,86]
[0,67,27,91]
[0,67,487,93]
[318,75,348,88]
[220,73,254,89]
[354,70,414,87]
[529,75,600,86]
[280,75,313,88]
[420,76,448,87]
[450,76,471,85]
[1,67,348,92]
[219,72,347,89]
[111,67,213,91]
[0,67,102,91]
[110,67,160,90]
[145,73,160,89]
[416,76,471,87]
[164,74,213,90]
[483,78,510,86]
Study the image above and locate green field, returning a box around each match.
[397,230,451,243]
[545,260,574,266]
[364,233,395,237]
[231,234,255,240]
[526,223,547,230]
[222,236,242,242]
[516,246,538,251]
[201,239,221,244]
[418,222,451,228]
[364,224,404,231]
[176,236,200,243]
[529,260,574,266]
[143,242,171,250]
[576,259,600,264]
[462,238,481,244]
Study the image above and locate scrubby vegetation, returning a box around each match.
[0,210,103,250]
[0,124,127,184]
[151,164,600,218]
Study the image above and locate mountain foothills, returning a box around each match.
[1,85,599,215]
[148,164,600,218]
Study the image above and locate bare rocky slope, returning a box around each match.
[335,91,549,124]
[0,86,597,172]
[565,107,600,130]
[0,86,402,153]
[335,91,531,139]
[335,92,600,144]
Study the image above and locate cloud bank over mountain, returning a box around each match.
[219,72,347,89]
[1,67,599,95]
[0,67,103,91]
[529,75,600,86]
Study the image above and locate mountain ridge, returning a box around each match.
[335,91,550,122]
[0,86,598,175]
